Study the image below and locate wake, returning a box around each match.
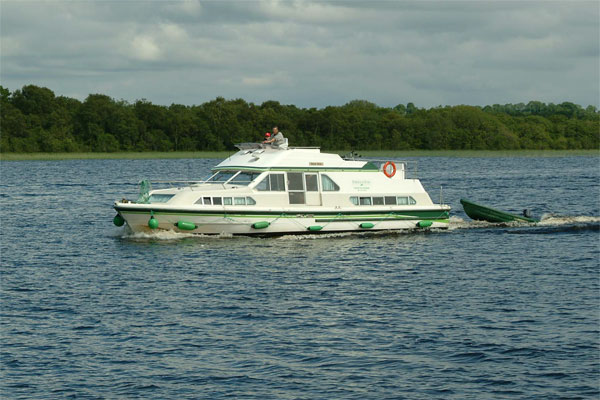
[116,229,234,241]
[112,214,599,241]
[449,214,600,233]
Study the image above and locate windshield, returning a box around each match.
[206,171,262,185]
[207,171,238,183]
[229,171,262,185]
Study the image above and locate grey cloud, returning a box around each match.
[1,0,598,108]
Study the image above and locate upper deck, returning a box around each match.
[215,143,378,172]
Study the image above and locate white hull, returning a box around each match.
[117,208,450,236]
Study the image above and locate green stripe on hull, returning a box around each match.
[115,206,449,220]
[316,217,450,223]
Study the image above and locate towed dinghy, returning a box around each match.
[460,198,538,223]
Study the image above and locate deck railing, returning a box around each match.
[145,179,230,191]
[350,158,418,179]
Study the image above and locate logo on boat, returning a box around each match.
[352,180,371,191]
[309,162,324,166]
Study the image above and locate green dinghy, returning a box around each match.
[460,198,538,223]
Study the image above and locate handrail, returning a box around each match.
[143,180,210,191]
[142,179,253,191]
[234,142,320,151]
[150,180,208,186]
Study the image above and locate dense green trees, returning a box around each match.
[1,84,598,152]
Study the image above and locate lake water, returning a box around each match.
[1,155,599,399]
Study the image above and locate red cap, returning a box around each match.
[265,132,271,137]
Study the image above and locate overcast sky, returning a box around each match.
[1,0,598,108]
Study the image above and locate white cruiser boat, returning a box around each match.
[113,143,450,235]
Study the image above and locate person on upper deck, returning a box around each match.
[262,126,285,148]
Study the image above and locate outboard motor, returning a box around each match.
[523,209,532,218]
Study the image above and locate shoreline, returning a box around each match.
[1,149,598,161]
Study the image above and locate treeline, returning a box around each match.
[1,84,598,153]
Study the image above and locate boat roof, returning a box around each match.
[214,143,378,172]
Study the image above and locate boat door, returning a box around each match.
[287,172,321,206]
[287,172,305,205]
[304,173,321,206]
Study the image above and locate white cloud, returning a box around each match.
[241,71,291,87]
[178,0,202,16]
[160,23,188,42]
[130,35,162,61]
[256,0,361,24]
[242,76,272,86]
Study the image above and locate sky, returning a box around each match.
[1,0,598,109]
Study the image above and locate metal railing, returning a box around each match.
[344,157,418,179]
[137,180,218,193]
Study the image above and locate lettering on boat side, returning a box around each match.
[309,162,324,166]
[352,180,371,191]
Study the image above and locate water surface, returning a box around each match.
[1,156,598,399]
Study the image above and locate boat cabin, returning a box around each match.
[138,144,433,210]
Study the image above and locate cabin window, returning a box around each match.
[373,197,384,205]
[256,173,286,191]
[255,176,269,191]
[397,196,417,205]
[348,195,416,206]
[321,174,340,191]
[305,174,319,192]
[359,197,372,205]
[246,197,256,205]
[229,171,261,185]
[270,174,285,191]
[203,197,212,205]
[149,194,174,203]
[213,197,222,205]
[234,197,246,205]
[223,197,232,205]
[287,173,304,191]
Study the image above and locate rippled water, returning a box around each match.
[1,155,599,399]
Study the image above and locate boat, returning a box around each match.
[460,198,538,223]
[113,143,451,235]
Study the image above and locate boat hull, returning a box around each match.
[115,204,450,235]
[460,199,537,223]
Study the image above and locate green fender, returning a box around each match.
[252,221,270,229]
